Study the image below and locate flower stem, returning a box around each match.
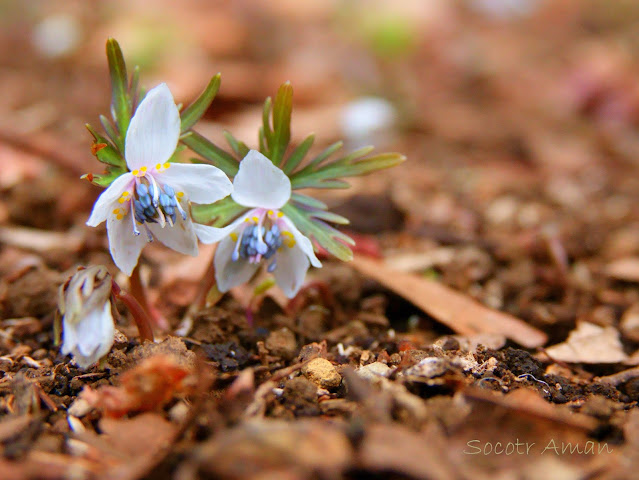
[111,280,154,342]
[176,251,218,337]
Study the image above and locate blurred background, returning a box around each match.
[4,0,639,281]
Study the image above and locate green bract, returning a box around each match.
[187,82,406,262]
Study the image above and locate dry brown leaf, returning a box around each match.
[351,256,547,348]
[81,354,193,418]
[545,322,628,364]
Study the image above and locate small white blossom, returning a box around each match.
[195,150,321,298]
[60,266,115,369]
[86,83,233,275]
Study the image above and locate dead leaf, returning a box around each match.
[81,354,193,418]
[545,322,628,364]
[351,256,547,348]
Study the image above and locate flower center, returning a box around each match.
[230,210,295,272]
[111,165,187,241]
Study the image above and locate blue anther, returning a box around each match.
[136,183,148,196]
[159,193,171,207]
[164,185,175,196]
[139,194,151,208]
[267,259,277,272]
[164,206,174,216]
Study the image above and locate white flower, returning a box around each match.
[60,266,115,369]
[86,83,233,275]
[195,150,321,298]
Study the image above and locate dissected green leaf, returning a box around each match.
[282,203,355,262]
[180,73,221,132]
[191,197,246,227]
[180,131,239,177]
[283,134,315,174]
[106,38,131,140]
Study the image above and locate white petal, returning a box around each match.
[281,216,322,268]
[147,216,199,256]
[61,317,79,355]
[273,242,311,298]
[69,303,115,368]
[214,235,259,292]
[232,150,291,209]
[107,213,147,276]
[86,173,134,227]
[125,83,180,170]
[193,210,253,244]
[156,163,232,204]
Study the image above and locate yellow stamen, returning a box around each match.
[112,208,121,214]
[164,162,171,169]
[156,163,162,170]
[277,212,284,218]
[176,191,184,198]
[132,169,139,176]
[244,218,250,223]
[267,210,274,217]
[281,231,296,248]
[116,214,124,221]
[251,216,259,223]
[230,232,238,241]
[140,166,147,173]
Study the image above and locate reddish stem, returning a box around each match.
[111,280,154,342]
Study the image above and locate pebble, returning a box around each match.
[356,362,391,380]
[265,328,298,360]
[302,358,342,389]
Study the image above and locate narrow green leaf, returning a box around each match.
[191,197,246,227]
[283,134,314,174]
[295,141,343,176]
[282,204,354,261]
[290,192,327,210]
[180,73,221,132]
[262,96,273,155]
[129,65,140,95]
[290,152,405,189]
[100,115,123,152]
[82,167,127,188]
[269,82,293,166]
[180,131,239,177]
[291,178,350,190]
[258,127,267,154]
[106,38,131,139]
[223,131,249,159]
[87,124,124,167]
[308,210,350,225]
